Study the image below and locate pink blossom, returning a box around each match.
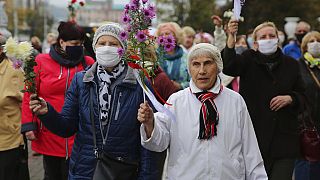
[12,59,23,69]
[136,31,147,42]
[117,48,124,57]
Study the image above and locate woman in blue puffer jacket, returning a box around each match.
[28,22,160,180]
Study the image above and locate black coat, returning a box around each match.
[298,58,320,130]
[222,47,305,159]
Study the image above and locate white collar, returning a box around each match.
[189,76,221,94]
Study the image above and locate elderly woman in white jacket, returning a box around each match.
[138,43,268,180]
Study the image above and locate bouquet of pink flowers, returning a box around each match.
[119,0,175,78]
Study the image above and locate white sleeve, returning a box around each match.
[214,26,227,51]
[140,112,171,152]
[240,100,268,180]
[219,72,235,86]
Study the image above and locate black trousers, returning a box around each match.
[0,147,27,180]
[43,155,69,180]
[264,158,295,180]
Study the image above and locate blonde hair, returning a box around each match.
[47,33,57,40]
[301,31,320,54]
[31,36,41,46]
[156,22,183,45]
[252,22,278,41]
[182,26,196,37]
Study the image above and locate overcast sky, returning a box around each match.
[48,0,68,7]
[47,0,226,8]
[47,0,130,7]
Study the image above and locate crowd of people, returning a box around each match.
[0,8,319,180]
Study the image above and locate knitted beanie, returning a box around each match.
[57,21,85,42]
[187,43,223,73]
[92,22,127,52]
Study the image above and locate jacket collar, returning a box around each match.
[83,62,137,85]
[255,48,283,64]
[49,44,84,67]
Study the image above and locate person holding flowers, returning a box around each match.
[0,35,30,180]
[21,21,94,180]
[138,43,268,179]
[156,22,190,90]
[29,22,160,180]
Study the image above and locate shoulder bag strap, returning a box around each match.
[306,65,320,89]
[90,86,99,158]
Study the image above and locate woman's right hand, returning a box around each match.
[226,19,239,48]
[138,101,154,139]
[25,131,37,141]
[29,94,48,115]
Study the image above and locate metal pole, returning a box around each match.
[13,0,18,38]
[43,0,47,40]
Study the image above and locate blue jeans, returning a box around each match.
[295,160,320,180]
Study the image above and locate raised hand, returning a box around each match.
[211,15,223,27]
[138,101,154,138]
[226,18,239,48]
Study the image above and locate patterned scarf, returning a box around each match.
[97,62,125,128]
[194,85,223,140]
[304,52,320,69]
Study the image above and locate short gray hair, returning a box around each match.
[187,43,223,73]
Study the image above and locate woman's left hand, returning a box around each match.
[270,95,293,111]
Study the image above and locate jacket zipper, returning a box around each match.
[92,81,105,150]
[114,92,122,121]
[58,66,63,79]
[65,68,70,160]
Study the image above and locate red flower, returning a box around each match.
[71,0,77,4]
[128,62,141,69]
[79,1,85,6]
[130,55,141,60]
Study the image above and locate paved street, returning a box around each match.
[28,142,44,180]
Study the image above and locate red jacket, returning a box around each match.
[21,53,94,157]
[153,67,179,103]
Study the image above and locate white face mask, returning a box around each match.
[307,41,320,58]
[96,46,121,68]
[257,38,278,55]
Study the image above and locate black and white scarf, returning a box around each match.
[97,62,125,127]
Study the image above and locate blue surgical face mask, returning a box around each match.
[66,46,83,61]
[247,37,254,49]
[235,46,248,55]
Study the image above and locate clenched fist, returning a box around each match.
[29,94,48,115]
[138,101,154,138]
